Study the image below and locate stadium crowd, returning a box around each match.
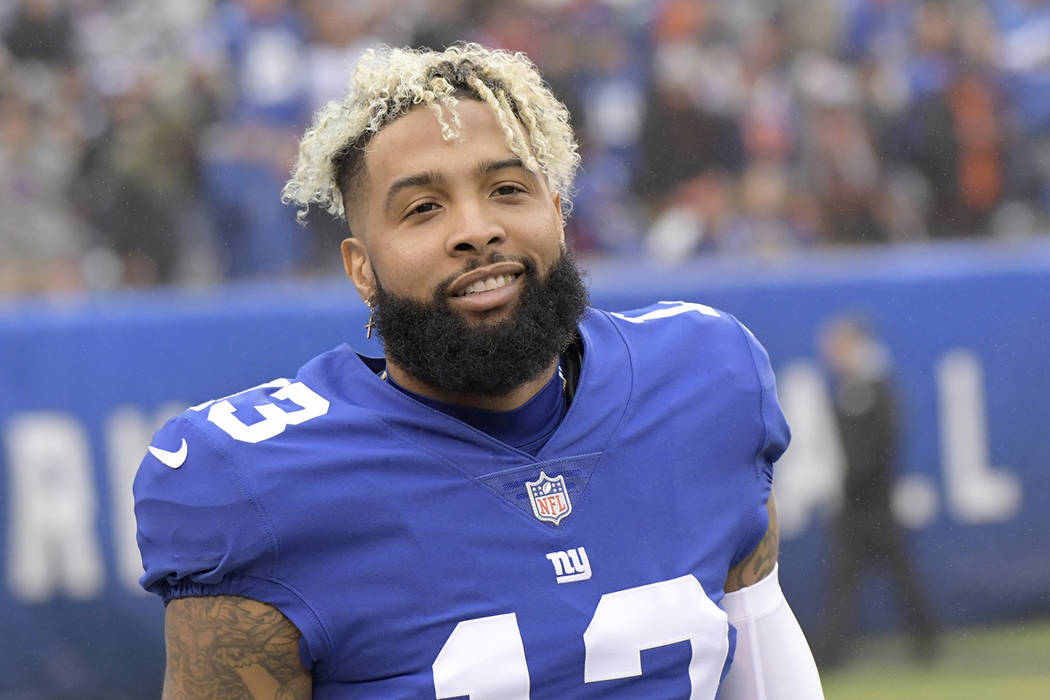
[1,0,1049,294]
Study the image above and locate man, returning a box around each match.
[815,316,937,667]
[134,43,823,698]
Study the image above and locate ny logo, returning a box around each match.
[545,546,591,584]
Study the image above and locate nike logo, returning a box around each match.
[148,439,188,469]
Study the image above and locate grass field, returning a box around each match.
[819,618,1050,699]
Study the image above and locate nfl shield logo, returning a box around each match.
[526,471,572,525]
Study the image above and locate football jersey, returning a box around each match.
[134,301,789,699]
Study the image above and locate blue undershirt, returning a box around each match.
[384,365,567,455]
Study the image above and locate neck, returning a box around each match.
[384,357,560,411]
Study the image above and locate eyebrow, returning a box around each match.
[382,158,532,214]
[476,157,528,178]
[383,170,446,214]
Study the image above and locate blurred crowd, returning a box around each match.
[2,0,1050,295]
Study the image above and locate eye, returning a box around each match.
[493,183,525,197]
[407,201,439,218]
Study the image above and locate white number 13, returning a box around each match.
[433,575,728,699]
[205,379,329,444]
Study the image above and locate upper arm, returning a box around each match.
[724,493,779,593]
[163,595,312,700]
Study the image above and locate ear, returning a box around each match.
[341,237,377,302]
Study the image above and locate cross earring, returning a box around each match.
[365,302,376,339]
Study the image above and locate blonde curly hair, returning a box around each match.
[282,43,581,227]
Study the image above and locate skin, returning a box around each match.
[725,493,779,593]
[161,98,780,695]
[163,596,311,699]
[341,99,568,411]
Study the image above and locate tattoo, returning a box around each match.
[724,494,780,593]
[164,595,311,700]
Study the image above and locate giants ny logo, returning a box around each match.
[546,546,591,583]
[526,471,572,525]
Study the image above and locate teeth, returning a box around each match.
[461,274,514,296]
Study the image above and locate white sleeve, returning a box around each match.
[720,564,824,700]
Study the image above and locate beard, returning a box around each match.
[372,249,589,397]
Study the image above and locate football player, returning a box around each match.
[135,43,824,699]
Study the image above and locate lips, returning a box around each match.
[447,262,526,297]
[447,262,527,313]
[455,273,519,296]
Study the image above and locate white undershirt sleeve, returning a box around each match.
[719,564,825,700]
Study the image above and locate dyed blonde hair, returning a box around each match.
[282,43,580,226]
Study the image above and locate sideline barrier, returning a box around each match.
[2,239,1048,696]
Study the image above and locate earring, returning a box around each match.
[364,302,376,339]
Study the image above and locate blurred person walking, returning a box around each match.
[814,316,937,669]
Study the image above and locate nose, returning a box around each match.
[445,202,506,256]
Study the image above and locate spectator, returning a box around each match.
[0,68,84,294]
[0,0,1047,295]
[198,0,311,279]
[2,0,74,67]
[636,20,747,207]
[73,80,205,286]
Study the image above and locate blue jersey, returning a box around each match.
[134,302,789,698]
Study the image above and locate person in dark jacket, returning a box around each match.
[815,315,937,668]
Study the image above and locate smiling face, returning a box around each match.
[342,98,567,324]
[339,99,587,408]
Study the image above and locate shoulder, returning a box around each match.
[594,300,789,455]
[134,346,396,639]
[152,344,365,453]
[133,346,367,567]
[593,300,765,370]
[135,344,389,501]
[599,300,743,343]
[602,300,727,327]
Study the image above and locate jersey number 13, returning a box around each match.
[432,574,729,699]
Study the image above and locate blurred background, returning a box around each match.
[0,0,1048,697]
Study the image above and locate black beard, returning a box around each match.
[372,250,589,397]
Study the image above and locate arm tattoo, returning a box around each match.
[724,493,780,593]
[164,595,311,700]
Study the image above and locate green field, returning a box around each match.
[820,619,1050,699]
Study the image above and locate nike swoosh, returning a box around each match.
[148,439,188,469]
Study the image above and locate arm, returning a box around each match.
[725,493,780,593]
[721,493,824,699]
[163,595,312,700]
